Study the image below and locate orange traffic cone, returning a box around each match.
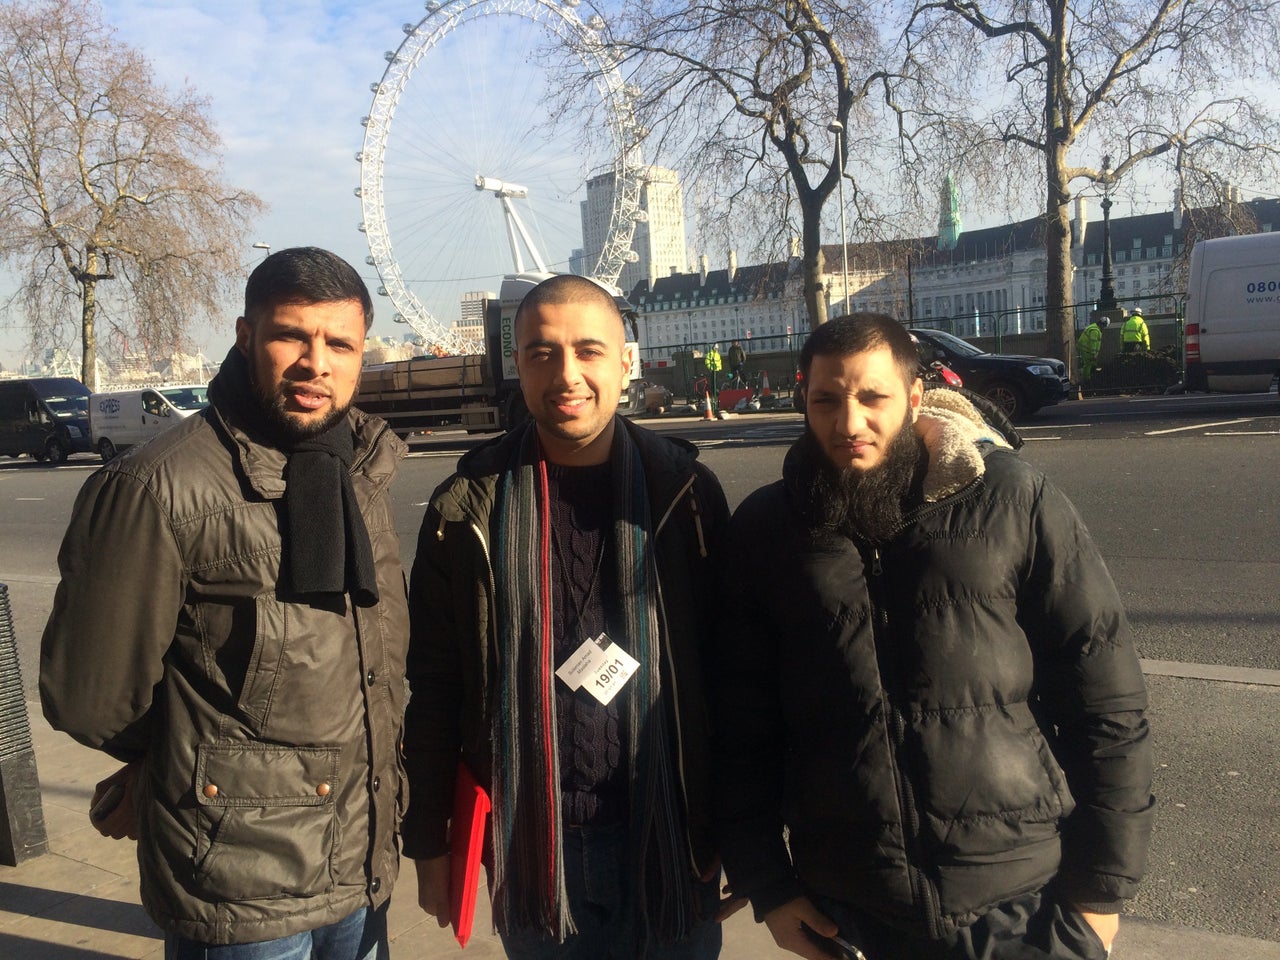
[701,389,714,420]
[760,369,772,396]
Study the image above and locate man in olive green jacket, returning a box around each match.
[40,248,409,959]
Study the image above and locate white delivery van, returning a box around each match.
[1184,232,1280,393]
[89,384,210,461]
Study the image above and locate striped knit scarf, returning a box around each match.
[491,421,694,950]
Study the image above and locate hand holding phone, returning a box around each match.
[801,922,868,960]
[88,762,140,840]
[90,782,126,822]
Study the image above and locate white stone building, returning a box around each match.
[627,195,1280,363]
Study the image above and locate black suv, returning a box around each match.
[908,329,1072,419]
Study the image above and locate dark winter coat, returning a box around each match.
[400,417,729,875]
[40,401,409,944]
[713,393,1154,939]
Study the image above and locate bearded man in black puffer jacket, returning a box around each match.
[712,314,1153,960]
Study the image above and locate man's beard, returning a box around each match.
[250,365,352,443]
[807,419,925,543]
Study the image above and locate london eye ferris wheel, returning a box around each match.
[357,0,644,354]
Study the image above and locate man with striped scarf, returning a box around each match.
[402,274,733,959]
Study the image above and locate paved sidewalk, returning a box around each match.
[4,701,1278,960]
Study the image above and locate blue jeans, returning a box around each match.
[165,904,388,960]
[498,823,722,960]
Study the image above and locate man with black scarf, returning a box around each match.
[712,314,1154,960]
[40,248,409,959]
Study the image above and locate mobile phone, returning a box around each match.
[90,782,126,822]
[801,922,867,960]
[830,933,867,960]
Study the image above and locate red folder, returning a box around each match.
[449,761,491,947]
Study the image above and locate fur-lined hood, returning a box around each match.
[914,387,1013,503]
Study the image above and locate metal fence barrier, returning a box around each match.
[0,582,49,865]
[640,296,1187,400]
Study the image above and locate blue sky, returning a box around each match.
[2,1,1272,371]
[2,0,607,369]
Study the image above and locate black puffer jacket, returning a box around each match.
[401,417,729,875]
[713,394,1154,939]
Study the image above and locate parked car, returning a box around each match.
[89,384,209,461]
[0,377,92,463]
[908,328,1072,419]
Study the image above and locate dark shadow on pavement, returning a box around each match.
[0,934,151,960]
[0,881,160,939]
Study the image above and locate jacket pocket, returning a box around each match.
[236,595,288,732]
[193,742,340,901]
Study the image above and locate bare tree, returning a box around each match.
[591,0,955,329]
[0,0,263,388]
[905,0,1280,360]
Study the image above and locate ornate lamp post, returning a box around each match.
[1098,156,1118,312]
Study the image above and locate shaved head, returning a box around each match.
[514,274,624,342]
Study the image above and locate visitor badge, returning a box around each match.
[555,632,640,705]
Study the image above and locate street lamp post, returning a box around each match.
[252,241,271,261]
[1097,157,1118,312]
[827,121,850,317]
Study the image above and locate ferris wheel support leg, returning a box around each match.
[501,196,527,274]
[501,195,548,273]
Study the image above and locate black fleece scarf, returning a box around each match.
[208,346,380,607]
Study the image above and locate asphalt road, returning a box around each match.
[1,388,1277,940]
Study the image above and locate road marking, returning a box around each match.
[1021,436,1061,442]
[1126,390,1276,403]
[1020,423,1091,429]
[1203,430,1280,436]
[0,573,60,584]
[15,497,45,501]
[1144,418,1253,436]
[1141,659,1280,688]
[405,450,466,460]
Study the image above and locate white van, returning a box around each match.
[89,385,210,460]
[1184,232,1280,393]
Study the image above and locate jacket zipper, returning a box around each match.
[865,543,944,938]
[866,473,986,932]
[434,509,500,734]
[653,473,703,871]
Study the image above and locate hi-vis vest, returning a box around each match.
[1121,316,1149,348]
[1078,324,1101,356]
